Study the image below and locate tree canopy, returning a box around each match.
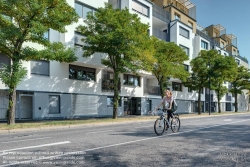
[77,3,153,118]
[229,66,250,112]
[146,37,189,98]
[0,0,79,124]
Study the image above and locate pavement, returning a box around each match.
[0,111,249,134]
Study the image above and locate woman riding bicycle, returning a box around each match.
[156,89,174,129]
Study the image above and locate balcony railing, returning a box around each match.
[152,4,170,23]
[102,79,120,92]
[144,85,161,96]
[229,54,249,64]
[196,29,211,42]
[152,28,168,41]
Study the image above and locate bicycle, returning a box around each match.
[153,109,180,136]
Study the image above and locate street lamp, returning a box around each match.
[208,56,211,115]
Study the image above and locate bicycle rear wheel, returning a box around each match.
[154,118,165,136]
[170,117,180,133]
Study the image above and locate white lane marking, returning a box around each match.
[224,119,232,121]
[0,141,70,153]
[1,119,249,167]
[86,130,114,134]
[1,137,51,144]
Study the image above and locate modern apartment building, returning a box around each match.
[0,0,249,120]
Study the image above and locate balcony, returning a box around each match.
[196,29,211,42]
[153,4,170,23]
[152,28,168,41]
[165,0,196,20]
[144,85,161,96]
[102,79,121,92]
[229,54,248,64]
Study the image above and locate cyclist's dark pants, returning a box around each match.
[167,110,173,122]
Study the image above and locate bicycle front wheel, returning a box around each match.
[171,117,180,133]
[154,118,165,136]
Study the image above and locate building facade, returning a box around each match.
[0,0,249,120]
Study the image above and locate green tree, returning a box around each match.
[229,66,250,112]
[76,3,152,119]
[183,50,218,114]
[210,55,238,113]
[148,37,189,98]
[0,0,79,125]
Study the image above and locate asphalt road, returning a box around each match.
[0,113,250,167]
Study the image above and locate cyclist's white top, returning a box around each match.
[161,96,173,107]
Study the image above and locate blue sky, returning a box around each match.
[191,0,250,61]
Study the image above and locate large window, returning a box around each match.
[0,54,10,69]
[49,95,60,114]
[179,26,189,39]
[172,82,182,92]
[183,64,189,72]
[180,45,189,56]
[132,0,149,17]
[75,2,96,19]
[201,40,208,50]
[123,74,140,86]
[74,31,85,47]
[31,60,50,76]
[107,96,121,107]
[69,65,95,81]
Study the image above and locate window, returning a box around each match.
[44,29,49,40]
[132,0,149,17]
[179,26,189,39]
[172,82,182,92]
[201,40,208,50]
[123,74,140,86]
[0,54,10,69]
[235,59,240,65]
[49,95,60,114]
[74,31,85,47]
[109,0,121,9]
[183,64,189,72]
[31,60,49,76]
[188,21,193,28]
[69,65,95,81]
[180,45,189,56]
[213,32,218,37]
[221,41,225,48]
[75,2,96,18]
[233,49,237,56]
[188,87,192,92]
[107,96,121,107]
[174,13,180,20]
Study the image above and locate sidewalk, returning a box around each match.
[0,111,249,134]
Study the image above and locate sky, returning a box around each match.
[190,0,250,61]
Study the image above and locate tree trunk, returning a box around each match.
[218,92,221,113]
[218,101,221,113]
[8,87,16,125]
[235,92,238,112]
[159,81,164,99]
[198,88,201,115]
[113,71,120,119]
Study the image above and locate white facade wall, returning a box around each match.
[1,0,249,120]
